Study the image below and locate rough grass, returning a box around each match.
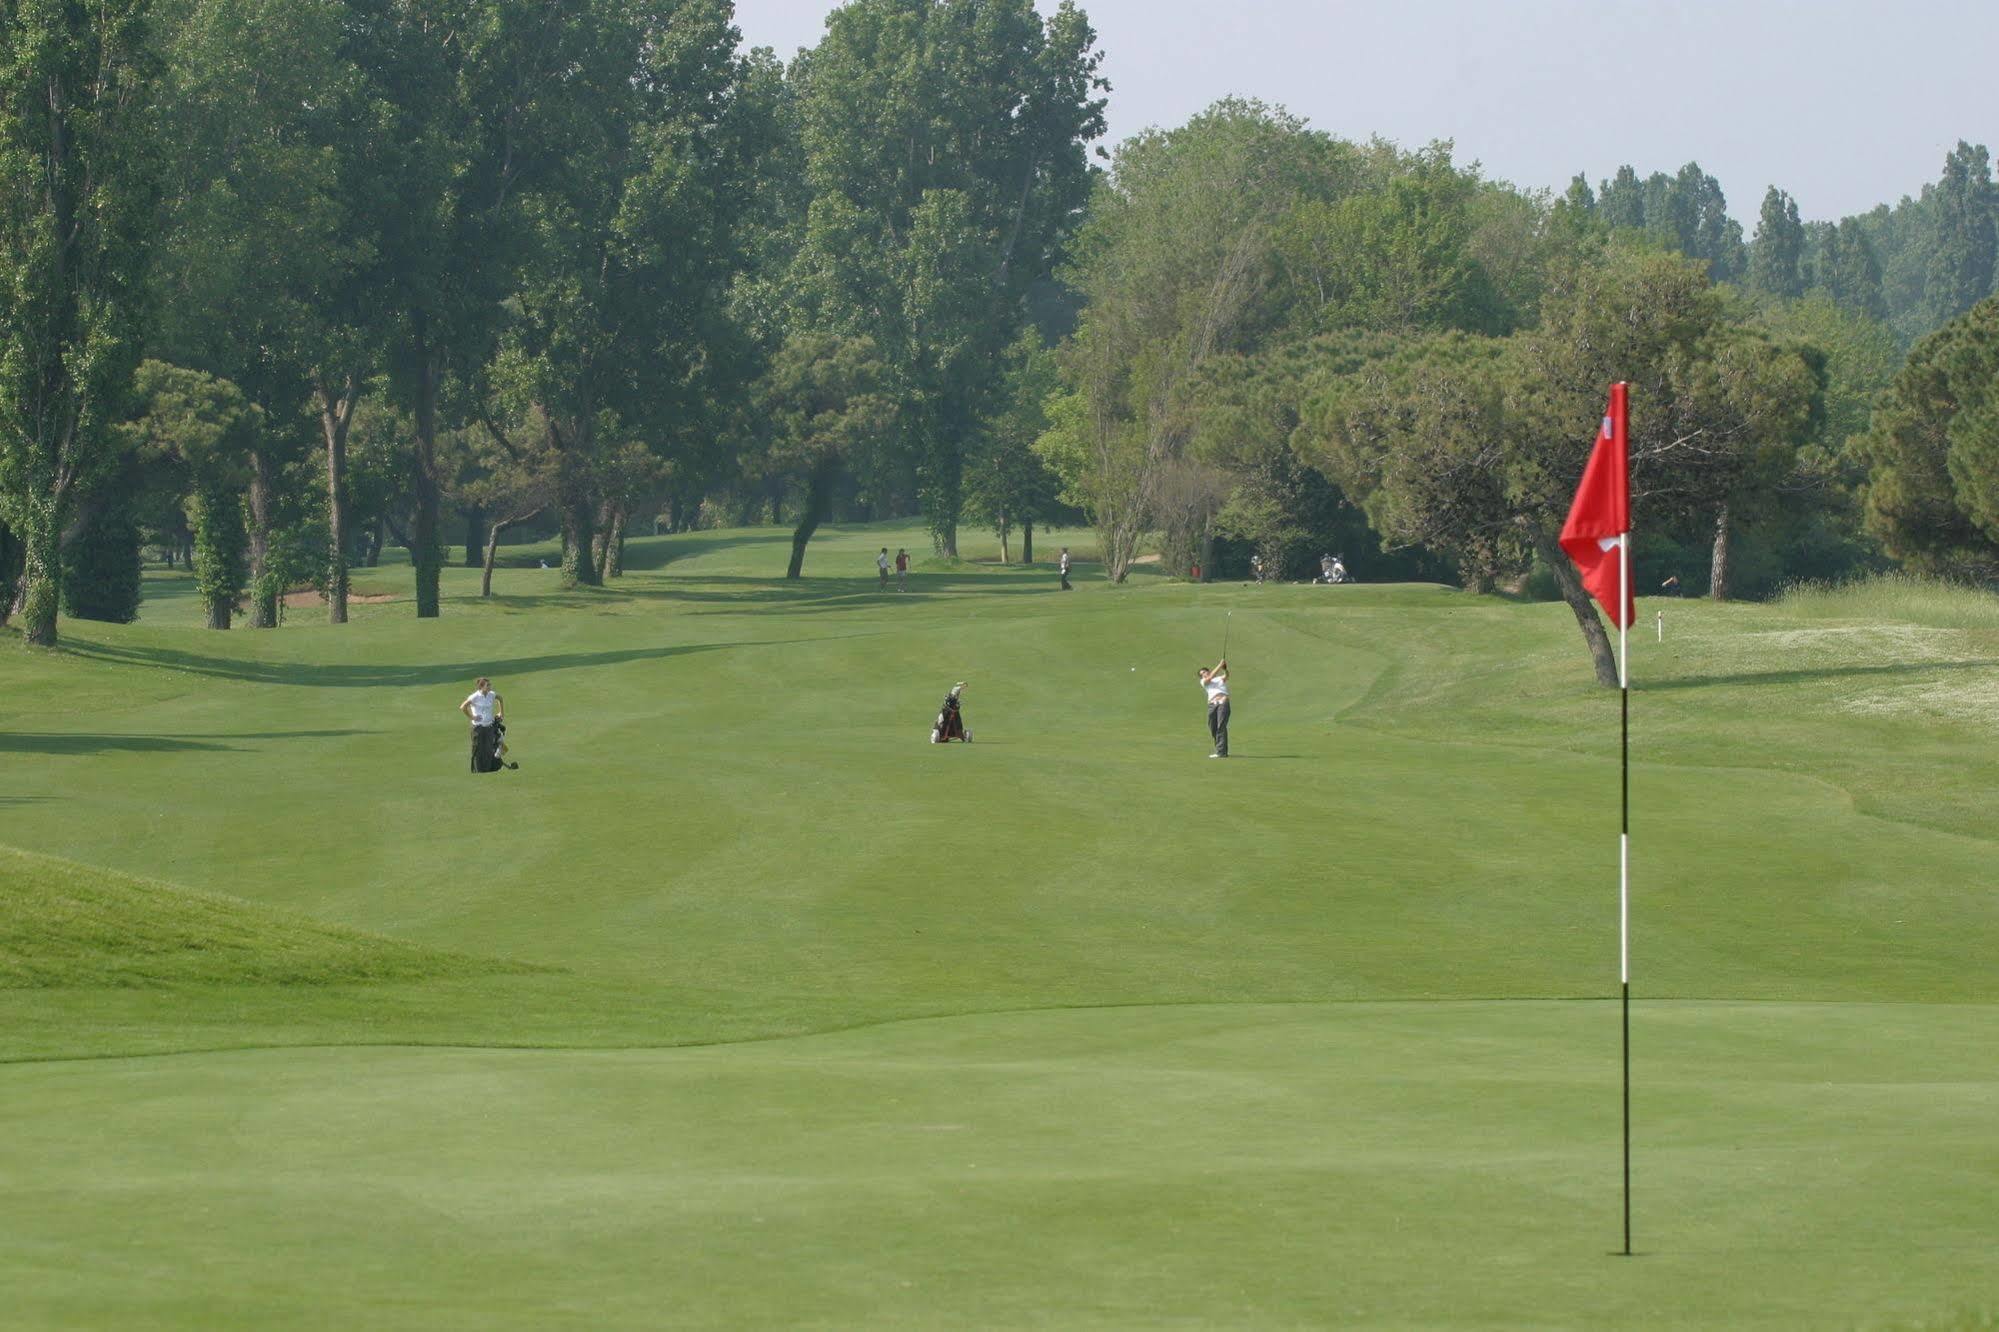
[0,845,523,988]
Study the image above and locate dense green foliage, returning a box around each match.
[1854,296,1999,579]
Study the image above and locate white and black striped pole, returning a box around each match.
[1618,527,1632,1258]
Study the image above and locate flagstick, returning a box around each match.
[1619,530,1632,1257]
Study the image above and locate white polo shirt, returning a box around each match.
[1203,674,1228,703]
[464,690,498,725]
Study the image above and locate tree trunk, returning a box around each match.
[462,505,484,567]
[482,507,541,597]
[1709,504,1731,602]
[409,344,443,619]
[246,447,277,628]
[997,512,1010,564]
[604,507,627,578]
[0,518,19,627]
[590,502,614,582]
[317,374,359,624]
[1535,531,1620,687]
[786,458,838,579]
[1021,520,1034,565]
[554,415,600,589]
[206,594,231,631]
[17,503,62,646]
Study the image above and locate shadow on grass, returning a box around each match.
[59,635,869,689]
[1645,658,1999,691]
[0,729,380,756]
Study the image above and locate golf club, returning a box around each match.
[1222,610,1231,661]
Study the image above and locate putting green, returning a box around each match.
[4,1003,1994,1328]
[2,524,1996,1326]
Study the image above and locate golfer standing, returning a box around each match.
[1059,546,1072,590]
[895,547,909,591]
[877,547,891,589]
[1198,659,1230,758]
[460,677,513,773]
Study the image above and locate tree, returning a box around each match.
[791,0,1107,554]
[1749,187,1805,299]
[128,361,259,628]
[0,0,160,646]
[750,332,892,579]
[1812,218,1889,322]
[1304,246,1815,681]
[152,0,367,627]
[463,409,558,598]
[1854,296,1999,580]
[965,332,1061,561]
[1925,141,1997,329]
[490,0,773,591]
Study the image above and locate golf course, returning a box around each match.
[2,524,1995,1327]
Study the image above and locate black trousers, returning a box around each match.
[1059,566,1071,590]
[1207,697,1230,756]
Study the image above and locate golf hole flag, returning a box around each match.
[1560,382,1634,630]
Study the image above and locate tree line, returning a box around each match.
[4,1,1998,677]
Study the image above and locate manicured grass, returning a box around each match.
[0,844,521,988]
[1,523,1995,1327]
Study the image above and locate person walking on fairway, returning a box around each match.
[460,677,516,772]
[1198,659,1230,758]
[1059,546,1072,590]
[877,547,890,589]
[895,547,909,591]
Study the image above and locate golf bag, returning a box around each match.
[930,691,970,743]
[471,721,505,773]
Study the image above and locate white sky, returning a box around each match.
[734,0,1998,223]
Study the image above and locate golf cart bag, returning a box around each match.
[931,690,970,743]
[471,721,505,773]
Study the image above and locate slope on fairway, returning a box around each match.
[0,844,522,989]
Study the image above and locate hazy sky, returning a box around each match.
[735,0,1997,223]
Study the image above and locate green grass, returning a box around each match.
[1,526,1995,1327]
[0,844,522,988]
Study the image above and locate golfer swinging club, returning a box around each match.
[1198,658,1230,758]
[460,676,517,772]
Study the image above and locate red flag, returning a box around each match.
[1560,382,1633,629]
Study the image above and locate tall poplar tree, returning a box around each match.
[1924,140,1996,328]
[1750,186,1805,299]
[0,0,160,646]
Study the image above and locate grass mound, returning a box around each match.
[0,845,525,988]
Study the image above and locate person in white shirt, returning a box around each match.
[459,677,516,772]
[1197,659,1230,758]
[1058,546,1072,590]
[877,547,891,589]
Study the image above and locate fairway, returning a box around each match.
[3,525,1997,1329]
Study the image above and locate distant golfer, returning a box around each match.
[895,547,909,591]
[1059,546,1072,590]
[460,677,516,772]
[1250,554,1264,585]
[877,547,890,589]
[1198,658,1230,758]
